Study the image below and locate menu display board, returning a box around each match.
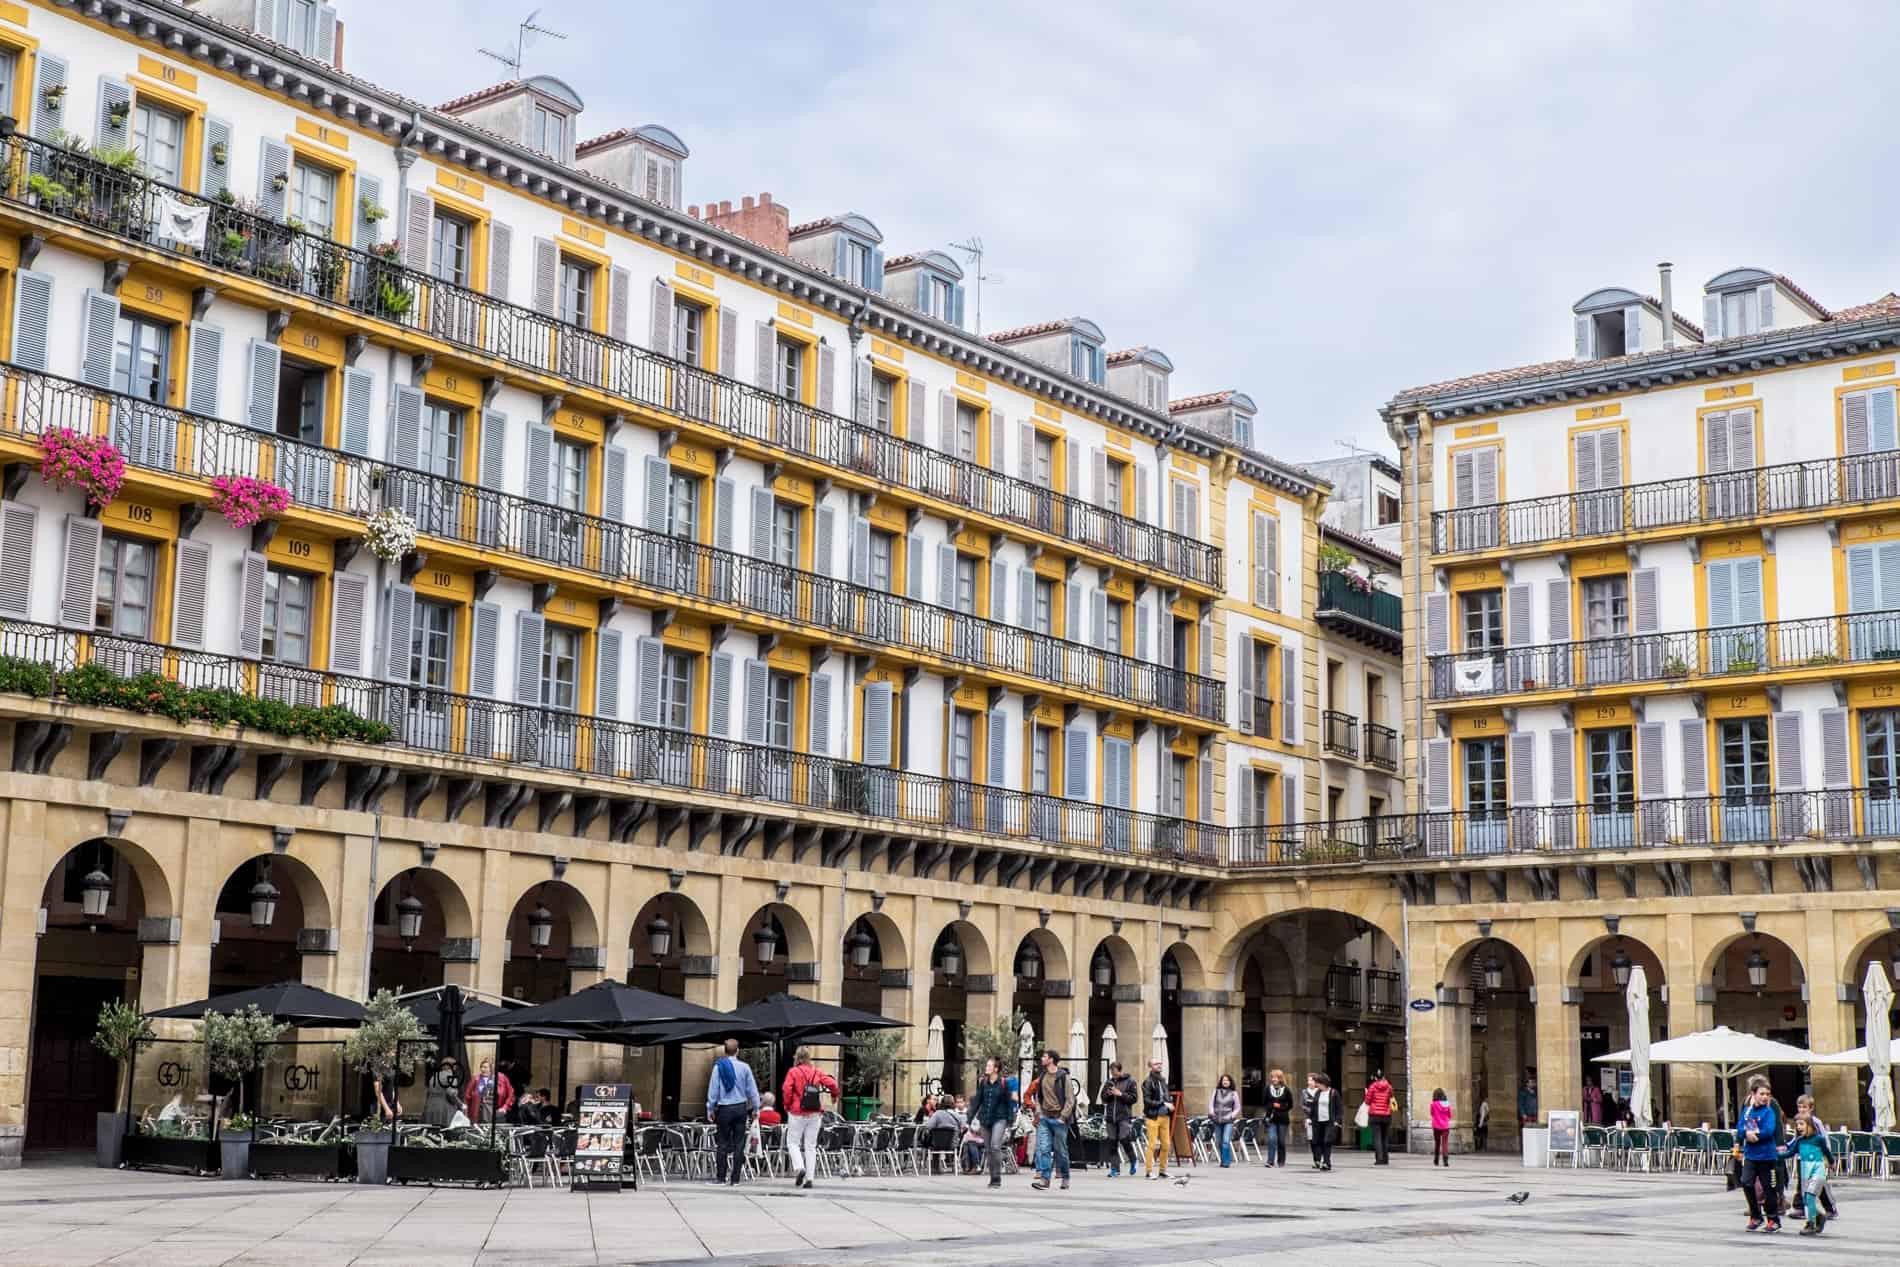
[1547,1109,1580,1165]
[571,1082,633,1190]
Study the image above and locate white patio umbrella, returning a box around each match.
[1101,1024,1119,1090]
[1067,1016,1090,1108]
[1865,960,1896,1133]
[1626,965,1652,1128]
[1152,1021,1170,1085]
[1808,1037,1900,1065]
[925,1014,945,1092]
[1596,1025,1813,1126]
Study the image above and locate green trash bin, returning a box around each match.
[1358,1126,1374,1151]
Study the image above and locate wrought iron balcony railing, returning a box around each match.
[0,618,1223,864]
[1322,963,1362,1011]
[1364,722,1399,772]
[1428,611,1900,702]
[1322,709,1358,759]
[0,365,1221,722]
[1316,570,1403,635]
[0,131,1221,590]
[1431,452,1900,556]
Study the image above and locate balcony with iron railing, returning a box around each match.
[1365,969,1403,1018]
[0,130,1222,591]
[1321,710,1358,759]
[1315,571,1402,652]
[1364,722,1399,772]
[1322,963,1363,1013]
[1428,611,1900,704]
[1431,452,1900,558]
[0,617,1225,865]
[0,364,1223,723]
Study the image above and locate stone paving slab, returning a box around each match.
[0,1153,1896,1264]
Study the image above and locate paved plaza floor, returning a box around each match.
[0,1151,1895,1265]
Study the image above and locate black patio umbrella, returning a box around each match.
[402,987,516,1033]
[466,980,731,1037]
[434,984,472,1093]
[145,980,367,1027]
[722,992,905,1042]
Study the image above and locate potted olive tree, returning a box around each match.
[340,989,428,1185]
[199,1006,284,1178]
[91,999,152,1168]
[843,1028,904,1120]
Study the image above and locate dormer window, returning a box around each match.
[531,104,567,159]
[843,240,874,287]
[1234,414,1254,448]
[1571,288,1647,360]
[1718,288,1762,339]
[1071,338,1105,385]
[928,276,955,321]
[1590,308,1632,357]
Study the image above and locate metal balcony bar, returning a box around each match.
[1315,570,1402,634]
[0,364,1221,722]
[1430,451,1900,556]
[1365,969,1402,1017]
[1321,709,1358,759]
[0,132,1220,589]
[1428,610,1900,702]
[1364,722,1399,772]
[1322,963,1362,1012]
[0,618,1222,864]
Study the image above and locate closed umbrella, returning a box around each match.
[1152,1022,1170,1085]
[925,1014,945,1093]
[1100,1024,1118,1090]
[1865,960,1896,1133]
[1626,965,1652,1128]
[1067,1017,1089,1108]
[1018,1019,1037,1088]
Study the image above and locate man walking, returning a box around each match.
[780,1047,838,1189]
[1100,1061,1141,1176]
[1030,1048,1077,1191]
[705,1038,760,1186]
[1363,1068,1394,1165]
[1141,1057,1173,1179]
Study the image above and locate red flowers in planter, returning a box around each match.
[210,474,292,529]
[39,428,126,508]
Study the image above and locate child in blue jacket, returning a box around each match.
[1777,1115,1832,1236]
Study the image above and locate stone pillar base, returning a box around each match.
[0,1124,22,1170]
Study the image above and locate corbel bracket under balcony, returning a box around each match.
[598,597,620,624]
[531,582,556,612]
[756,632,779,659]
[191,286,218,321]
[1826,519,1840,549]
[400,551,428,584]
[333,538,361,573]
[482,375,504,406]
[541,393,563,422]
[17,232,44,270]
[1498,558,1513,582]
[1685,535,1701,564]
[101,257,131,296]
[1760,527,1776,555]
[266,309,292,344]
[603,412,624,443]
[650,608,675,636]
[472,567,498,599]
[1,463,27,500]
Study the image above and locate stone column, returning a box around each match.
[473,848,513,999]
[0,800,44,1137]
[1408,990,1475,1154]
[1666,909,1716,1125]
[1485,995,1524,1152]
[333,830,376,996]
[1178,990,1231,1111]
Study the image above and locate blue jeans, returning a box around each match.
[1216,1120,1234,1166]
[1266,1120,1288,1165]
[1035,1118,1070,1180]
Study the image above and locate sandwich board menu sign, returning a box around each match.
[571,1082,633,1191]
[1547,1109,1580,1167]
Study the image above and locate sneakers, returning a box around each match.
[1322,1163,1332,1171]
[1745,1219,1761,1232]
[1107,1168,1120,1177]
[793,1169,806,1186]
[1031,1178,1049,1191]
[1158,1170,1169,1180]
[988,1178,1001,1189]
[1762,1220,1782,1234]
[1060,1178,1069,1190]
[801,1177,813,1190]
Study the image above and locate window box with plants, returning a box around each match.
[387,1126,508,1187]
[122,1110,221,1175]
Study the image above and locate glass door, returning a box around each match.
[1586,728,1634,846]
[1719,717,1771,841]
[1463,738,1507,854]
[1581,575,1630,684]
[1864,710,1900,836]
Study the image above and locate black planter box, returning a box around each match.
[387,1145,504,1187]
[249,1142,354,1181]
[122,1134,220,1175]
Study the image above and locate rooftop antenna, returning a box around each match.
[479,8,569,79]
[948,237,1002,335]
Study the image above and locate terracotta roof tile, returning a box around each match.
[884,253,921,268]
[1772,274,1830,320]
[1106,348,1138,366]
[577,129,634,154]
[1169,390,1234,413]
[789,216,837,236]
[1828,292,1900,322]
[437,80,523,113]
[987,319,1069,343]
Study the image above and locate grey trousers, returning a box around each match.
[984,1120,1011,1178]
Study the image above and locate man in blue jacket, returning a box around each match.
[1737,1076,1785,1232]
[706,1038,761,1185]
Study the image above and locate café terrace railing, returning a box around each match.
[0,365,1221,723]
[1431,451,1900,557]
[0,617,1223,865]
[0,131,1221,590]
[1427,611,1900,702]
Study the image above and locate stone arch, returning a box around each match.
[934,919,992,978]
[741,901,814,967]
[1698,929,1807,990]
[1214,906,1405,993]
[374,866,475,941]
[847,911,908,969]
[43,834,174,920]
[1090,934,1138,987]
[1444,934,1537,992]
[1565,932,1667,991]
[1162,941,1207,992]
[1014,926,1069,982]
[506,879,601,954]
[211,851,332,933]
[630,891,713,963]
[1837,923,1900,993]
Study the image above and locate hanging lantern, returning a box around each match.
[847,925,874,969]
[81,860,114,921]
[1482,955,1503,992]
[526,900,555,955]
[1610,946,1631,989]
[753,920,780,965]
[1016,940,1042,981]
[1161,954,1181,993]
[647,914,673,960]
[1746,947,1768,990]
[396,892,424,946]
[936,934,962,977]
[1092,948,1113,988]
[248,860,281,931]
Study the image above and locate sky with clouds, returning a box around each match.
[342,1,1900,460]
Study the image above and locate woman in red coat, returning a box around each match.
[463,1058,514,1123]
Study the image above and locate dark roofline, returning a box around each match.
[1321,523,1401,569]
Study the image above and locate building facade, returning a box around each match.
[0,0,1396,1162]
[1386,263,1900,1149]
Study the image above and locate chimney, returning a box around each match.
[704,191,789,254]
[1659,261,1675,350]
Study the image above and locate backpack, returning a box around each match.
[799,1069,825,1113]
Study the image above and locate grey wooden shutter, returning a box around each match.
[1424,737,1452,812]
[1820,708,1849,789]
[814,506,835,577]
[1631,568,1659,636]
[1637,721,1666,800]
[514,611,545,704]
[10,271,53,372]
[988,558,1006,620]
[1236,634,1255,734]
[329,571,367,674]
[487,221,512,301]
[339,367,373,456]
[1066,580,1080,642]
[1772,711,1804,791]
[1281,770,1297,826]
[754,322,774,389]
[1089,590,1106,649]
[853,359,872,424]
[1573,431,1598,491]
[1280,645,1297,743]
[185,322,223,419]
[1597,430,1622,488]
[938,543,957,608]
[236,551,268,658]
[1018,423,1034,480]
[1201,618,1213,679]
[244,339,282,431]
[1727,409,1756,473]
[1545,578,1571,642]
[989,410,1005,473]
[1091,448,1108,506]
[1251,512,1268,607]
[1678,719,1706,796]
[30,53,67,142]
[904,533,924,598]
[603,445,627,522]
[1573,314,1592,359]
[1136,469,1150,525]
[850,521,871,586]
[58,515,102,629]
[1472,448,1499,504]
[988,708,1006,786]
[809,673,832,754]
[1135,598,1148,661]
[170,540,211,651]
[648,279,672,357]
[742,658,768,744]
[1622,305,1642,355]
[1452,451,1475,506]
[1198,753,1212,824]
[382,583,415,680]
[95,75,132,150]
[1064,724,1089,798]
[1844,391,1872,455]
[1508,731,1536,806]
[719,310,737,378]
[1757,282,1775,328]
[0,501,36,619]
[79,290,120,387]
[1506,583,1533,647]
[1703,293,1721,340]
[1872,387,1899,451]
[354,173,383,249]
[1424,591,1450,656]
[938,390,956,455]
[817,344,836,414]
[388,383,423,468]
[316,4,339,62]
[1017,569,1033,627]
[596,629,623,718]
[531,238,558,316]
[1265,517,1280,610]
[479,410,507,490]
[862,682,893,764]
[1068,443,1081,503]
[708,653,732,737]
[635,636,663,725]
[1548,729,1575,802]
[258,137,290,220]
[469,600,499,697]
[608,267,631,342]
[750,487,774,559]
[1704,408,1730,473]
[523,421,553,503]
[713,478,735,550]
[202,116,232,198]
[908,375,926,441]
[642,456,669,532]
[1735,557,1764,625]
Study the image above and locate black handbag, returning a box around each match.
[799,1072,824,1113]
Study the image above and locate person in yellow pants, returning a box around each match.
[1140,1058,1173,1178]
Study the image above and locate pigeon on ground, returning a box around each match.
[1507,1191,1530,1204]
[1173,1175,1191,1187]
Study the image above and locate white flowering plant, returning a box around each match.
[365,507,417,563]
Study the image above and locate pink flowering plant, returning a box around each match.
[210,474,292,529]
[39,427,126,509]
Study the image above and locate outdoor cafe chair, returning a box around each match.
[1234,1117,1262,1162]
[1578,1126,1608,1168]
[1879,1133,1900,1179]
[1843,1130,1876,1176]
[1668,1128,1708,1172]
[923,1125,960,1174]
[815,1122,854,1179]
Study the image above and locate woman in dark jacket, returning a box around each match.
[1099,1062,1140,1176]
[1262,1068,1294,1168]
[970,1058,1016,1189]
